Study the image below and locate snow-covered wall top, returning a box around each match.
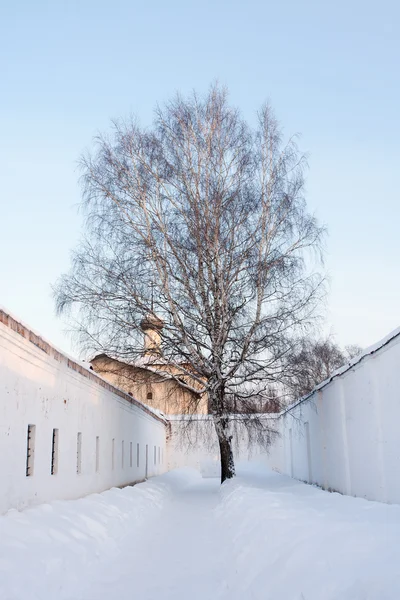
[0,307,166,424]
[282,325,400,416]
[0,307,167,513]
[275,326,400,503]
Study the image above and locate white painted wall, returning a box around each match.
[3,305,400,510]
[274,331,400,503]
[0,311,167,514]
[168,329,400,504]
[167,416,284,478]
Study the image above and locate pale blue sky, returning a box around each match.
[1,0,399,356]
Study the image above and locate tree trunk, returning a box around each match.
[213,415,236,483]
[209,381,236,483]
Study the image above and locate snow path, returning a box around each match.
[1,466,400,600]
[78,477,227,600]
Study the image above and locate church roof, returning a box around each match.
[90,353,203,396]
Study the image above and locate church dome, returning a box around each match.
[140,313,164,332]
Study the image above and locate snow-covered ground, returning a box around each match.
[1,466,399,600]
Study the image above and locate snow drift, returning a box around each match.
[218,464,400,599]
[0,469,200,600]
[1,466,400,600]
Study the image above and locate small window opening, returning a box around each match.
[96,436,100,472]
[51,428,59,475]
[26,424,36,477]
[76,432,82,474]
[147,392,153,400]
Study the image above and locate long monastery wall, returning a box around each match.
[0,309,167,514]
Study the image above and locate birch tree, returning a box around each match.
[55,84,325,482]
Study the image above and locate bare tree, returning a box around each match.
[344,344,363,360]
[283,337,363,400]
[55,84,325,482]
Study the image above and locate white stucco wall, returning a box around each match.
[167,416,284,478]
[3,305,400,510]
[276,331,400,503]
[0,310,167,514]
[167,329,400,504]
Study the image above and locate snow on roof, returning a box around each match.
[91,352,168,367]
[133,355,170,367]
[91,353,203,396]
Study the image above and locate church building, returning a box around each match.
[90,314,208,415]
